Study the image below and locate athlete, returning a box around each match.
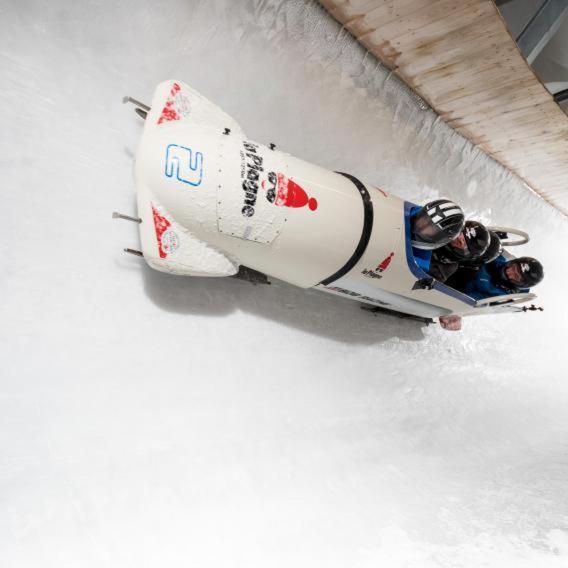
[464,256,544,300]
[439,255,543,332]
[410,199,465,251]
[410,199,465,273]
[446,230,503,291]
[427,220,490,283]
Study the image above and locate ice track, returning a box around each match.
[1,1,568,566]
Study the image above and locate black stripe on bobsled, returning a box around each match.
[320,172,374,286]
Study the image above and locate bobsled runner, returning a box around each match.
[118,80,538,324]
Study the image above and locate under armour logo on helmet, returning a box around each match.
[465,226,476,239]
[521,263,530,273]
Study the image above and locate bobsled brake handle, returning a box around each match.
[486,226,529,246]
[520,304,544,312]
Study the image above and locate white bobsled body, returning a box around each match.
[132,80,535,319]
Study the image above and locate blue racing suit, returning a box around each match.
[464,255,527,300]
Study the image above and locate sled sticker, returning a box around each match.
[238,140,318,218]
[325,285,390,306]
[361,252,394,280]
[157,82,190,124]
[165,144,203,187]
[151,205,179,258]
[161,229,180,255]
[239,141,263,218]
[217,140,286,244]
[263,172,318,211]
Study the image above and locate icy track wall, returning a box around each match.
[1,1,568,567]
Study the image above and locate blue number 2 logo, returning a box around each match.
[164,144,203,187]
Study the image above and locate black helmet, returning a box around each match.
[445,220,490,261]
[466,230,503,266]
[500,257,544,288]
[411,199,465,250]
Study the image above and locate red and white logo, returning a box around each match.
[151,205,179,258]
[157,82,191,125]
[263,172,318,211]
[376,252,394,272]
[161,229,180,255]
[361,252,395,280]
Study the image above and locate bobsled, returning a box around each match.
[119,80,538,323]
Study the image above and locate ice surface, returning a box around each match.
[1,1,568,566]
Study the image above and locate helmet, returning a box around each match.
[466,230,502,266]
[445,220,490,261]
[411,199,465,250]
[500,257,544,288]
